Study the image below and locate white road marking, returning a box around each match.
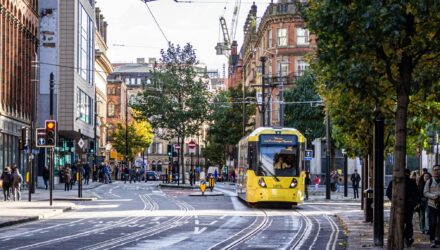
[194,226,207,234]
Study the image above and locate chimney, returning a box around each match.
[136,58,145,64]
[148,58,156,64]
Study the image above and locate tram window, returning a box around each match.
[259,146,300,177]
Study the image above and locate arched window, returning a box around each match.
[108,102,115,117]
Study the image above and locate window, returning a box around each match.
[277,61,289,76]
[267,29,272,48]
[112,88,116,95]
[108,102,115,117]
[277,28,288,47]
[77,4,94,84]
[297,60,309,76]
[296,27,309,46]
[125,78,130,85]
[77,89,93,124]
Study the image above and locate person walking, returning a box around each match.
[350,169,361,199]
[418,172,431,234]
[304,171,311,200]
[123,166,129,184]
[43,165,50,190]
[425,165,440,248]
[387,169,420,247]
[83,163,91,185]
[314,175,320,191]
[11,167,23,201]
[1,167,12,201]
[64,166,72,191]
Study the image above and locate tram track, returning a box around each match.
[10,189,155,250]
[83,195,196,250]
[208,209,271,250]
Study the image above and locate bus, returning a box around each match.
[236,127,306,206]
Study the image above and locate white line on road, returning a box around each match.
[194,226,207,234]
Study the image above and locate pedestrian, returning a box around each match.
[411,171,418,181]
[424,164,440,248]
[114,165,119,181]
[83,163,90,185]
[43,165,50,190]
[214,169,218,182]
[350,169,361,199]
[124,166,129,184]
[11,167,22,201]
[387,168,419,247]
[1,167,12,201]
[304,171,310,200]
[103,163,110,184]
[314,175,320,191]
[330,171,337,192]
[64,166,72,191]
[418,172,431,234]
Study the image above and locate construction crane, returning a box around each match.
[215,0,241,56]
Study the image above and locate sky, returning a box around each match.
[96,0,271,75]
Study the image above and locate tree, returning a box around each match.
[283,73,325,147]
[204,84,256,167]
[133,43,211,183]
[112,120,154,161]
[301,1,440,247]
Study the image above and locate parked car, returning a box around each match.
[146,171,158,181]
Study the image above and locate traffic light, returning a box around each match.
[45,120,57,147]
[19,127,27,150]
[167,144,173,157]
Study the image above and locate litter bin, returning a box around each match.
[364,188,373,222]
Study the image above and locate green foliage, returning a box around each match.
[283,73,325,147]
[112,120,154,161]
[133,43,211,141]
[204,84,255,165]
[301,0,440,246]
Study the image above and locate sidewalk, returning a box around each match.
[0,181,102,228]
[307,191,432,249]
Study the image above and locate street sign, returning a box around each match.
[174,144,181,150]
[78,138,85,149]
[188,140,196,149]
[305,149,313,161]
[36,128,46,148]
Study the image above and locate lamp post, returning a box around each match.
[260,56,266,127]
[125,87,129,168]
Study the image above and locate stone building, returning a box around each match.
[0,0,38,173]
[38,0,96,179]
[94,6,112,162]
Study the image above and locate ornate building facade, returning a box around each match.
[0,0,38,172]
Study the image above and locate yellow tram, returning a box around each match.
[236,127,306,205]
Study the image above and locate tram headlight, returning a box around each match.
[258,177,267,188]
[290,178,298,188]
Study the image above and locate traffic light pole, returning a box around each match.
[78,129,83,198]
[49,72,55,206]
[325,110,331,200]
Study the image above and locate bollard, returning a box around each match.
[364,188,373,222]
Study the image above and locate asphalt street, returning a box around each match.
[0,181,346,250]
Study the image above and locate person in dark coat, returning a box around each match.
[351,169,361,199]
[304,171,311,200]
[83,163,91,185]
[386,169,420,247]
[1,167,12,200]
[43,165,50,190]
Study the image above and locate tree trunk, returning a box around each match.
[387,88,409,250]
[368,137,374,189]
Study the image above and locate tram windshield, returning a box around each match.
[258,134,300,177]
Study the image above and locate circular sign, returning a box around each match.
[174,144,181,149]
[188,140,196,149]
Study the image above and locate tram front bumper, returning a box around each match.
[249,188,304,203]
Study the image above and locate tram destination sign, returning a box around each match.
[259,135,298,145]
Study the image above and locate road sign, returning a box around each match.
[36,128,46,147]
[78,138,85,149]
[188,140,196,149]
[174,144,181,150]
[305,149,313,161]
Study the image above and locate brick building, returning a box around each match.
[0,0,38,173]
[239,0,315,127]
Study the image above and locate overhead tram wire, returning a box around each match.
[142,1,170,44]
